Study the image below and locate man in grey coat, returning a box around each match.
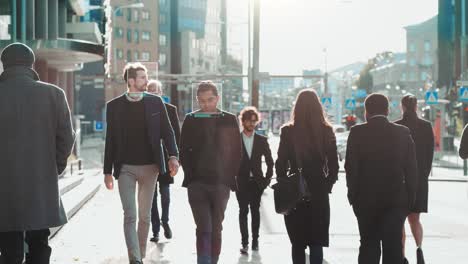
[0,43,75,264]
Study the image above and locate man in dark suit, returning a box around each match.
[103,63,179,264]
[236,107,274,254]
[0,43,75,264]
[459,124,468,159]
[180,81,242,264]
[147,80,181,242]
[345,93,418,264]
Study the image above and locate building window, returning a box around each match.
[141,52,151,61]
[142,11,150,20]
[142,31,151,40]
[134,30,139,43]
[409,71,416,81]
[159,13,166,25]
[114,27,124,38]
[127,50,132,62]
[134,51,139,61]
[423,54,432,66]
[421,71,427,81]
[127,29,132,43]
[159,0,167,6]
[127,9,132,22]
[134,10,139,22]
[192,39,197,49]
[409,43,416,53]
[115,9,123,16]
[159,34,167,46]
[159,53,167,66]
[116,49,123,59]
[409,58,416,66]
[424,40,431,52]
[400,72,407,81]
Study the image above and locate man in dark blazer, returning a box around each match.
[0,43,75,264]
[236,107,274,254]
[345,93,418,264]
[180,81,242,264]
[147,80,181,242]
[103,63,179,264]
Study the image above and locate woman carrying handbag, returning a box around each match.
[275,89,339,264]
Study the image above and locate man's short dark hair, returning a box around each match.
[240,106,260,122]
[197,81,218,96]
[123,62,147,85]
[364,93,389,116]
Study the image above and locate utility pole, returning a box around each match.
[251,0,260,108]
[170,0,180,107]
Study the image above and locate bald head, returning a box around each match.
[147,80,163,96]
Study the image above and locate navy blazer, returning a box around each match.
[104,93,178,178]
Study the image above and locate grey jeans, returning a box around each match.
[118,164,159,261]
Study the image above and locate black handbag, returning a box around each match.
[272,137,309,215]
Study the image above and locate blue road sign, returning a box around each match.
[355,89,367,98]
[345,98,356,110]
[162,95,170,103]
[460,87,468,102]
[94,121,104,132]
[425,91,438,105]
[321,97,332,108]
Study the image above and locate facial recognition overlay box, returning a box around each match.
[190,81,224,118]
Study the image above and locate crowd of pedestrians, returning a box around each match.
[5,43,467,264]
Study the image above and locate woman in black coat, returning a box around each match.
[275,89,339,264]
[395,94,434,264]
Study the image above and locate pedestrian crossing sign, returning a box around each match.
[459,87,468,102]
[321,97,332,108]
[345,99,356,110]
[425,91,438,105]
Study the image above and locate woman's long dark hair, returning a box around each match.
[290,89,332,158]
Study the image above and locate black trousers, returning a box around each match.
[0,229,51,264]
[236,179,263,246]
[353,206,408,264]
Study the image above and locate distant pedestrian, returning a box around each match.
[345,93,418,264]
[236,107,274,254]
[275,89,339,264]
[103,63,179,264]
[147,80,181,242]
[180,81,242,264]
[459,124,468,159]
[395,94,434,264]
[0,43,75,264]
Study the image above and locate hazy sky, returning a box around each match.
[227,0,438,75]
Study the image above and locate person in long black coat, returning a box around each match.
[395,94,434,264]
[0,43,75,264]
[275,89,339,264]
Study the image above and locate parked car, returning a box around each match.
[333,125,349,161]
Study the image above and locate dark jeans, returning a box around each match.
[291,244,323,264]
[0,229,51,264]
[151,181,170,236]
[236,180,263,246]
[188,182,230,264]
[353,206,408,264]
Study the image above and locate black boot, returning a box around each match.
[417,248,425,264]
[403,257,409,264]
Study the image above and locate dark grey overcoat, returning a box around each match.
[0,66,75,232]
